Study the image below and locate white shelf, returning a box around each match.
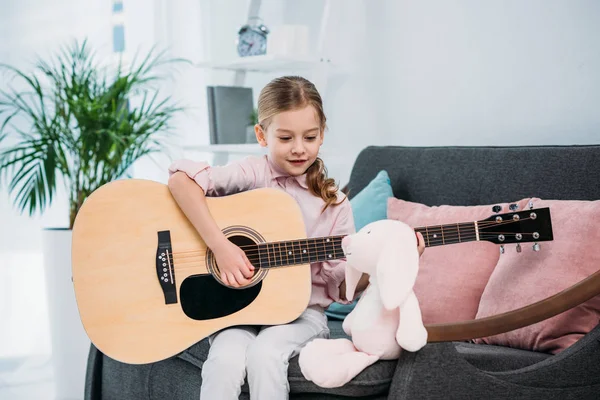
[185,143,266,154]
[194,54,330,72]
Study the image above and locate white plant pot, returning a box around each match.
[43,229,89,400]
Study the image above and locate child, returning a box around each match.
[168,76,424,399]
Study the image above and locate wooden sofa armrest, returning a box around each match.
[426,267,600,342]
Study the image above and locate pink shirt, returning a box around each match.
[168,155,355,308]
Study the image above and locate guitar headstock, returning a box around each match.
[478,206,553,251]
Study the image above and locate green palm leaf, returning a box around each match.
[0,39,187,228]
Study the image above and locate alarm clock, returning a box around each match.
[237,17,269,57]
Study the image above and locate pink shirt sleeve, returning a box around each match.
[168,156,264,196]
[318,197,356,304]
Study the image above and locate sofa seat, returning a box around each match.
[176,320,396,398]
[455,342,551,372]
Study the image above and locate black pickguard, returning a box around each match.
[180,275,262,320]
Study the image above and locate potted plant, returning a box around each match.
[0,39,186,399]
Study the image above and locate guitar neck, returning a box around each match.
[414,221,479,248]
[256,235,346,269]
[255,221,480,269]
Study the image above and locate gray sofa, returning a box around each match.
[85,145,600,399]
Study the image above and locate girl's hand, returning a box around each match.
[416,231,425,257]
[211,239,255,287]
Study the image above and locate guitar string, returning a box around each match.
[167,233,537,271]
[168,215,540,258]
[166,219,513,255]
[169,230,541,262]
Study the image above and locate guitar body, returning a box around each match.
[72,179,311,364]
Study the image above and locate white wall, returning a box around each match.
[368,0,600,148]
[190,0,600,186]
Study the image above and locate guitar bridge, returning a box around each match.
[156,231,177,304]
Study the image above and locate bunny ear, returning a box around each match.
[377,226,420,310]
[345,263,363,302]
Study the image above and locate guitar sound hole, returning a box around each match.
[180,234,263,321]
[227,234,261,274]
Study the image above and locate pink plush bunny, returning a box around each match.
[299,219,428,388]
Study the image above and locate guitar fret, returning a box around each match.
[303,239,308,263]
[325,237,333,261]
[277,242,283,266]
[265,243,271,267]
[310,239,319,263]
[331,238,342,259]
[457,223,461,242]
[440,225,445,245]
[269,242,275,267]
[257,243,264,268]
[284,241,289,265]
[269,243,274,267]
[294,241,299,264]
[292,242,297,263]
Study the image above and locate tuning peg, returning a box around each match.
[509,203,519,211]
[500,245,505,254]
[516,243,522,253]
[529,200,534,210]
[532,242,540,252]
[492,205,502,213]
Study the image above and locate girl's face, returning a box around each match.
[255,105,324,176]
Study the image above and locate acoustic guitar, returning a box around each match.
[71,179,553,364]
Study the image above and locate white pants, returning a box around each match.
[200,306,330,400]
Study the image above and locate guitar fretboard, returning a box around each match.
[252,235,345,269]
[414,222,478,247]
[246,221,481,269]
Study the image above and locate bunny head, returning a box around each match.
[341,219,420,310]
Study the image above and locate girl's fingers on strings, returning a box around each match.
[226,272,238,287]
[241,264,254,279]
[234,270,249,286]
[243,253,255,270]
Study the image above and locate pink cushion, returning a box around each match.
[474,199,600,354]
[387,197,533,324]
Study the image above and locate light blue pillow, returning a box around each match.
[325,170,393,320]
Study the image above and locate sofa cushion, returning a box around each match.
[474,199,600,354]
[387,197,532,324]
[177,320,396,397]
[349,170,394,231]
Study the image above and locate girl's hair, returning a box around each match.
[257,76,342,211]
